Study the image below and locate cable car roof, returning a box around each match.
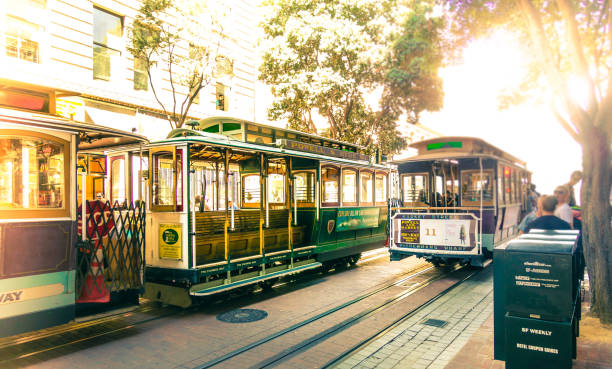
[0,107,148,150]
[195,116,367,152]
[393,136,526,168]
[151,130,388,168]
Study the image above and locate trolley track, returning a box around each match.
[193,263,467,369]
[0,252,425,366]
[321,259,492,369]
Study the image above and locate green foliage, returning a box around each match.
[447,0,612,323]
[127,0,223,129]
[260,0,445,155]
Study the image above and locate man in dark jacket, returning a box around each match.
[524,195,572,233]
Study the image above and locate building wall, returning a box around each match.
[0,0,258,139]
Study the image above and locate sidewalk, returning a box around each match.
[332,266,612,369]
[445,307,612,369]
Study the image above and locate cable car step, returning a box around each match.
[190,261,322,296]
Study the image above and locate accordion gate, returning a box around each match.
[76,200,146,303]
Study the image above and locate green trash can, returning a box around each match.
[519,231,582,323]
[493,241,511,361]
[505,239,577,321]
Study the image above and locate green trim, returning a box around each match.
[315,234,386,253]
[203,125,220,133]
[427,141,463,150]
[223,122,241,131]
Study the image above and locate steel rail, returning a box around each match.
[0,256,423,365]
[321,259,492,369]
[194,263,457,369]
[248,264,468,369]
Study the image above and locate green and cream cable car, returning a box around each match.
[141,117,390,307]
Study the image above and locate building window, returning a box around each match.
[5,16,40,63]
[93,7,122,81]
[134,57,148,90]
[0,88,49,112]
[216,83,226,111]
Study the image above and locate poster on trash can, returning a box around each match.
[159,223,182,260]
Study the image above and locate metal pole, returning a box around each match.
[224,149,230,261]
[81,171,86,242]
[191,170,196,268]
[230,172,235,230]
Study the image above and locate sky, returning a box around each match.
[418,32,583,198]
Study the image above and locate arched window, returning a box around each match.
[0,131,69,218]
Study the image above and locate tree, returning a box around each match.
[259,0,445,155]
[448,0,612,322]
[127,0,228,129]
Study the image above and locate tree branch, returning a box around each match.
[556,0,598,116]
[552,107,580,142]
[167,42,178,125]
[145,52,173,129]
[516,0,587,134]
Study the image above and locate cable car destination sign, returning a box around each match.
[276,139,370,161]
[391,213,478,253]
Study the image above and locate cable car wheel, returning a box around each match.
[259,278,278,290]
[347,254,361,266]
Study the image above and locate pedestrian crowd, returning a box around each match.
[518,170,582,233]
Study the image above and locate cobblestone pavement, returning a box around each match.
[333,267,493,369]
[1,251,430,369]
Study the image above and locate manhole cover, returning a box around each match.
[217,308,268,323]
[422,318,448,328]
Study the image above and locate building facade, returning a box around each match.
[0,0,259,140]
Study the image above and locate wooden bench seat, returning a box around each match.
[194,209,307,265]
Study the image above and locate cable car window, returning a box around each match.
[402,174,428,204]
[375,172,387,205]
[132,155,148,203]
[321,166,339,206]
[504,166,512,203]
[268,173,285,204]
[243,174,260,206]
[342,168,357,205]
[110,156,125,204]
[0,134,67,213]
[461,170,494,204]
[151,150,182,210]
[294,171,314,205]
[446,179,459,206]
[360,171,373,205]
[434,175,444,206]
[497,164,505,205]
[513,170,520,203]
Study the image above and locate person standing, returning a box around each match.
[565,170,582,207]
[554,185,574,227]
[524,195,571,233]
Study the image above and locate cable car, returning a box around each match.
[0,108,147,337]
[141,117,391,307]
[389,137,530,267]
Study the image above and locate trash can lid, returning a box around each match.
[528,229,580,236]
[506,239,576,254]
[519,233,579,242]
